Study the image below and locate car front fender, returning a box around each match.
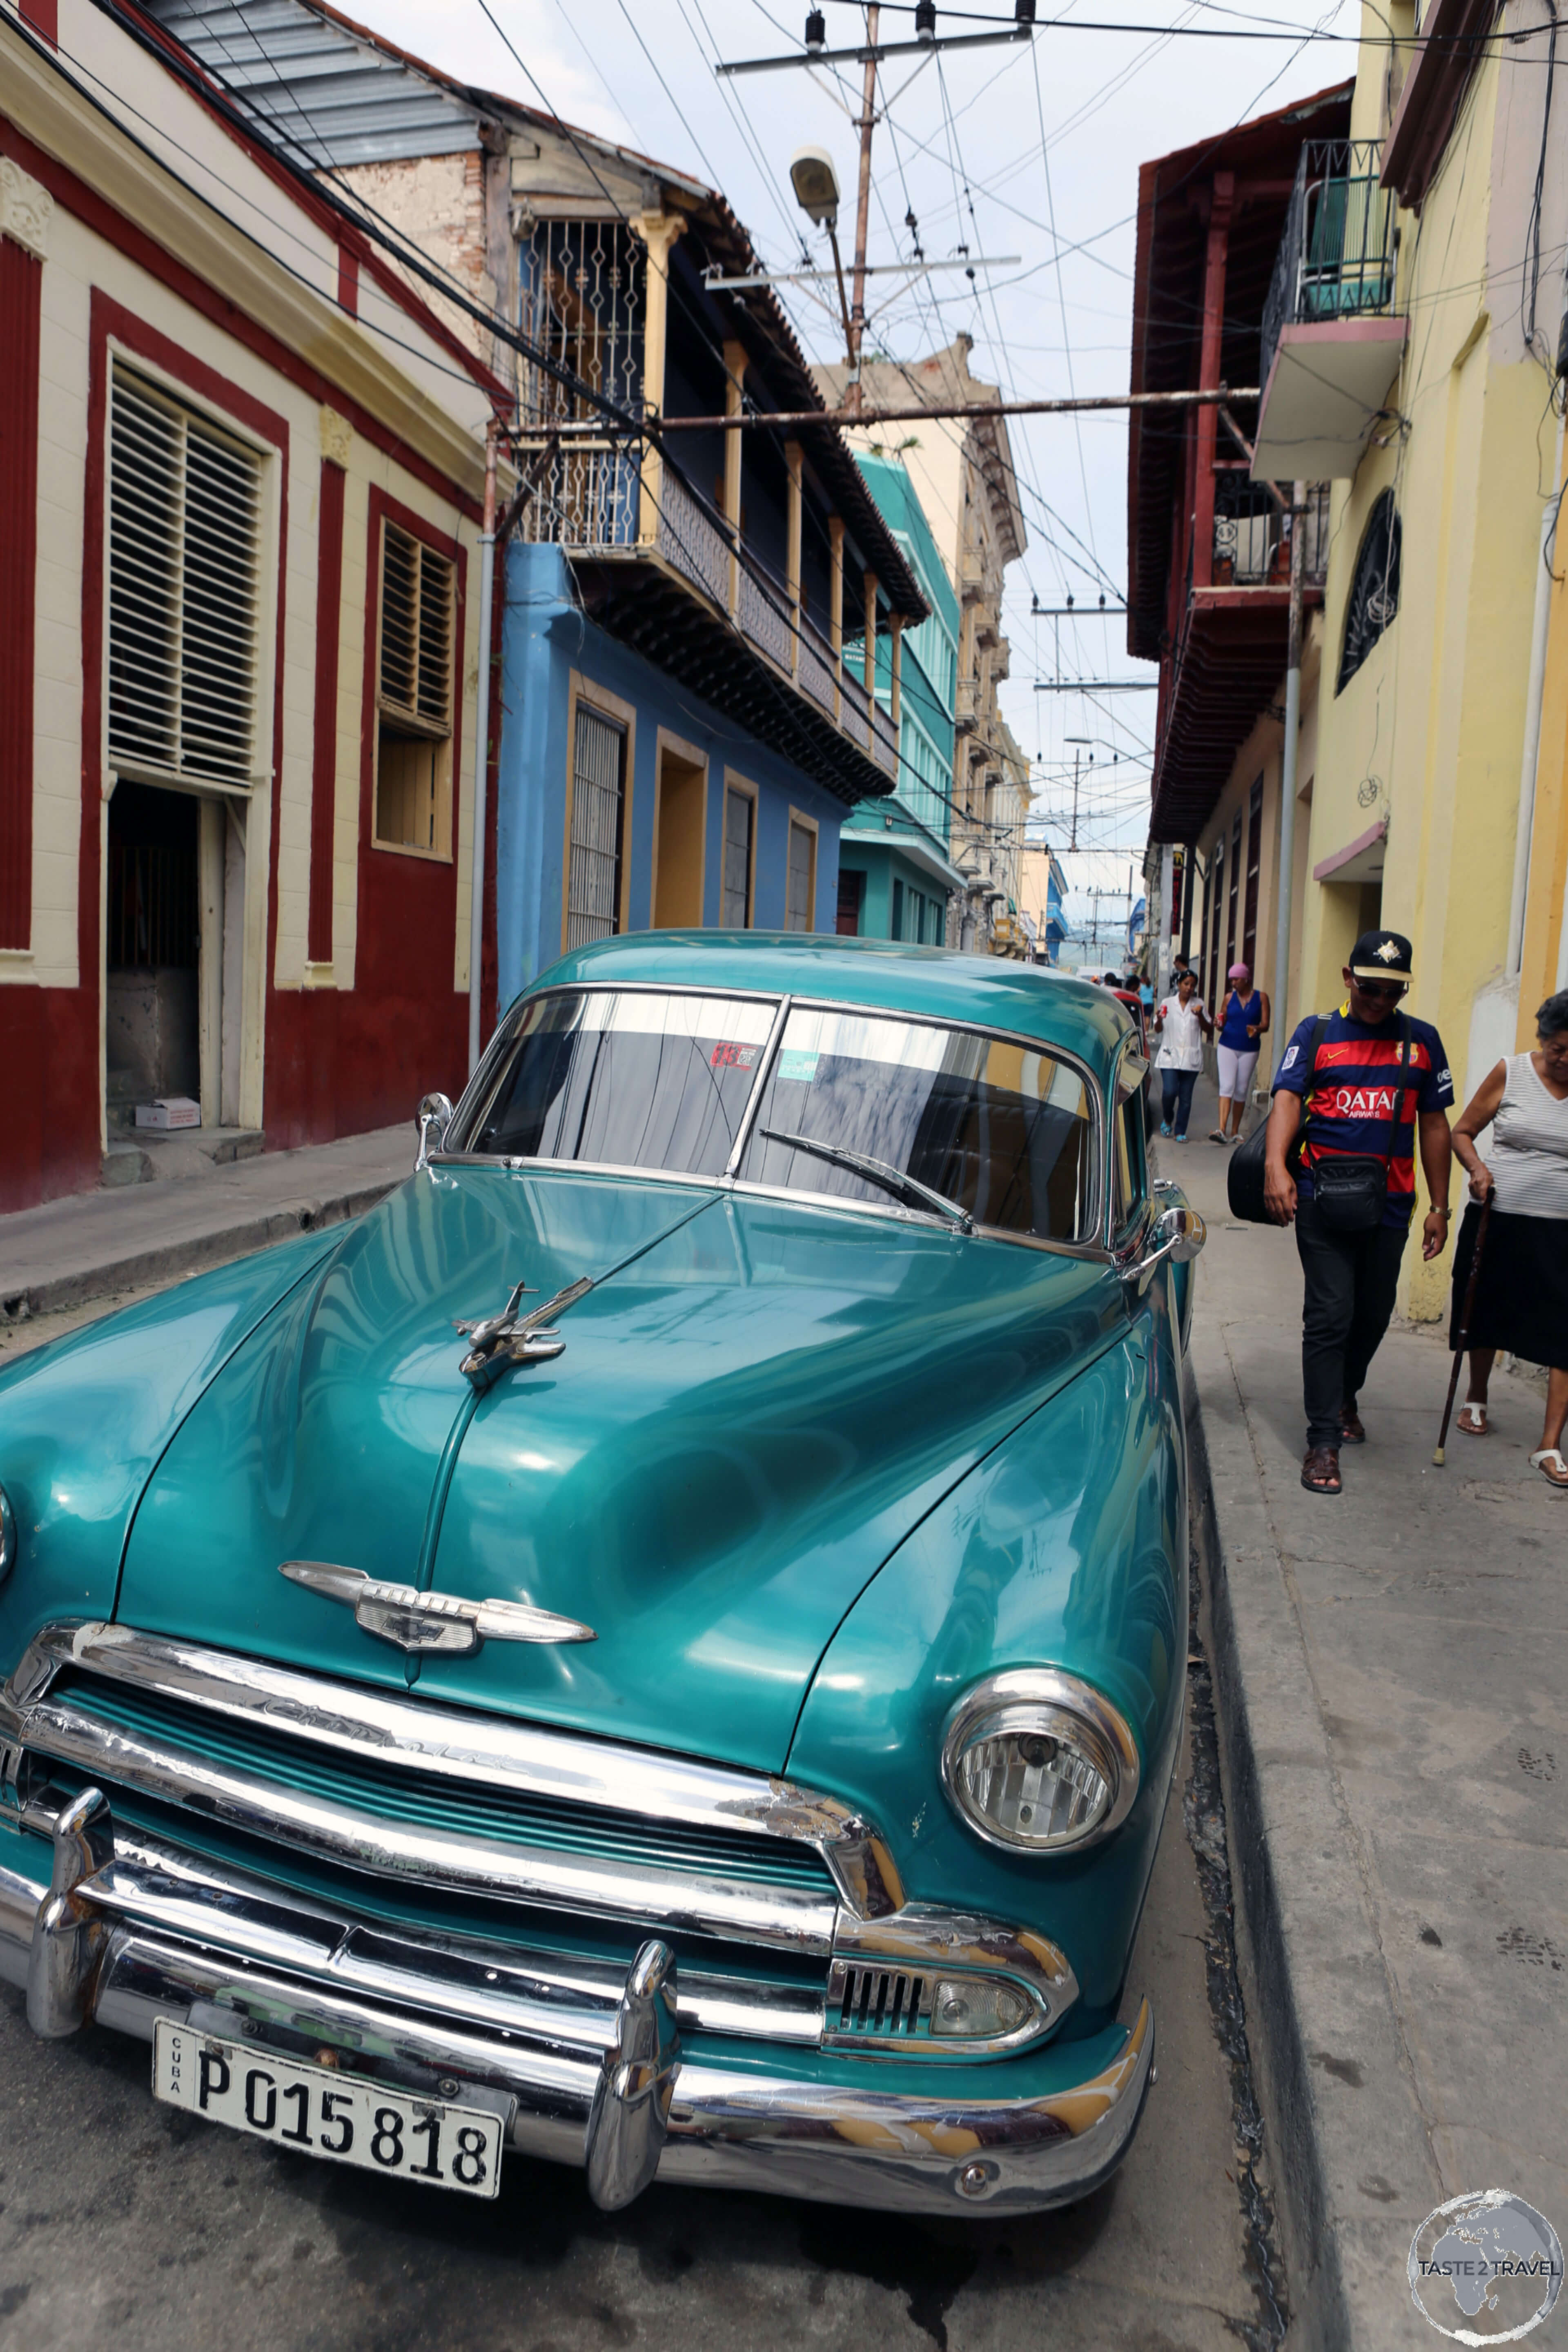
[0,1228,345,1664]
[786,1312,1187,2029]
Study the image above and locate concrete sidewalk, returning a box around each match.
[0,1125,413,1321]
[1171,1086,1567,2350]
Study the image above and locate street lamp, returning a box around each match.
[790,144,855,367]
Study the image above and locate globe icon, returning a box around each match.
[1409,2190,1564,2343]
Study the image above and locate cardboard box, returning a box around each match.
[134,1097,202,1131]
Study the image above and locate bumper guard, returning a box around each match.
[0,1790,1154,2216]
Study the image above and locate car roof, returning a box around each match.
[523,932,1134,1078]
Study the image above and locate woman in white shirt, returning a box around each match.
[1153,968,1213,1142]
[1449,989,1568,1485]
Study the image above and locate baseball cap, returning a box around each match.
[1349,928,1413,982]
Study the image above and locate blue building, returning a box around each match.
[833,454,964,944]
[488,141,927,1005]
[1019,846,1071,965]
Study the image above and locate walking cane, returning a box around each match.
[1433,1195,1492,1466]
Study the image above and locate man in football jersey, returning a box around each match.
[1263,929,1455,1496]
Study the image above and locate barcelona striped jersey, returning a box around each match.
[1272,1007,1454,1229]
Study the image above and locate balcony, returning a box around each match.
[520,440,898,804]
[955,675,980,734]
[1152,488,1329,840]
[1253,141,1405,480]
[1212,484,1328,587]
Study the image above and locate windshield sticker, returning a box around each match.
[777,1048,820,1085]
[709,1041,759,1069]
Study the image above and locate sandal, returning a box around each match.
[1301,1444,1342,1496]
[1529,1448,1568,1488]
[1456,1403,1488,1436]
[1208,1129,1227,1144]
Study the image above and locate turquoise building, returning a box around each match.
[834,454,964,942]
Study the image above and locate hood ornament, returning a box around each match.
[279,1562,595,1654]
[454,1276,595,1390]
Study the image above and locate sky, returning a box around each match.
[348,0,1361,937]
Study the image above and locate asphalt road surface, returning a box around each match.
[0,1283,1280,2352]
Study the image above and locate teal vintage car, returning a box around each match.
[0,934,1203,2217]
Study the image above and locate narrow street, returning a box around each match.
[0,1709,1272,2352]
[0,1243,1279,2352]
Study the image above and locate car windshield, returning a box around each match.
[453,989,776,1176]
[735,1007,1096,1242]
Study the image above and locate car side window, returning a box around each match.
[1111,1063,1147,1239]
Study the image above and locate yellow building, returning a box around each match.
[1517,438,1568,1024]
[1248,0,1568,1314]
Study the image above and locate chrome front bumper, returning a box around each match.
[0,1794,1155,2218]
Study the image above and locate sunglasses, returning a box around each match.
[1354,978,1408,1003]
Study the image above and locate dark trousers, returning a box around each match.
[1160,1067,1198,1135]
[1295,1195,1409,1448]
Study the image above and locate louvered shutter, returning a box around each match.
[107,364,263,791]
[378,522,452,735]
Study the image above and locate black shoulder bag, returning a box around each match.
[1227,1016,1412,1229]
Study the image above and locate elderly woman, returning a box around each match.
[1448,989,1568,1486]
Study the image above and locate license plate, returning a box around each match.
[152,2021,503,2198]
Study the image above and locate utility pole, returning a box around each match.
[847,2,879,410]
[1273,480,1307,1042]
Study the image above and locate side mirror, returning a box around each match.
[1149,1202,1205,1265]
[1123,1201,1205,1294]
[414,1091,454,1172]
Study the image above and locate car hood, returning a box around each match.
[119,1165,1121,1773]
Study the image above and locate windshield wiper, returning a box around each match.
[759,1129,974,1233]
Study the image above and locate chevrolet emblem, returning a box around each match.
[279,1561,595,1654]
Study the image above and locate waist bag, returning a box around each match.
[1302,1015,1412,1233]
[1227,1016,1412,1230]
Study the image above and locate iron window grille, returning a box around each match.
[722,785,754,927]
[106,363,264,793]
[517,220,644,549]
[1336,489,1402,693]
[568,704,628,947]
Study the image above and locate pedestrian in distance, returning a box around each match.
[1262,929,1455,1497]
[1153,967,1212,1143]
[1138,971,1156,1017]
[1209,961,1270,1144]
[1447,989,1568,1486]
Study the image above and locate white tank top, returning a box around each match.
[1490,1053,1568,1218]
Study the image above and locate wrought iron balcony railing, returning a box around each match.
[1212,484,1329,588]
[1260,141,1398,397]
[520,448,899,782]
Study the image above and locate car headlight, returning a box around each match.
[941,1669,1140,1854]
[0,1484,14,1583]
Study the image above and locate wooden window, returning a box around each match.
[786,815,817,932]
[1242,774,1263,976]
[107,363,263,792]
[1205,834,1224,1006]
[375,521,454,854]
[1224,808,1243,980]
[721,783,754,927]
[567,704,627,947]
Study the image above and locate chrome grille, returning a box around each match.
[829,1959,933,2041]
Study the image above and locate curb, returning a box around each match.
[2,1180,399,1323]
[1185,1331,1445,2352]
